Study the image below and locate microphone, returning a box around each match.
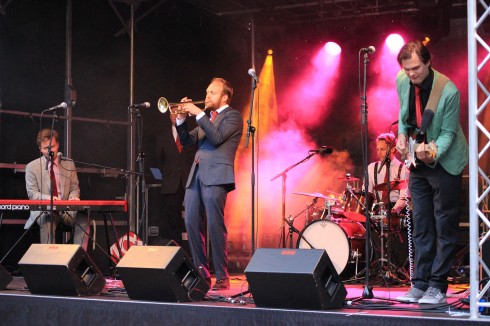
[248,68,259,82]
[416,110,434,143]
[310,146,334,155]
[391,120,399,125]
[43,102,68,113]
[378,148,391,173]
[57,152,72,162]
[360,46,376,54]
[129,102,150,109]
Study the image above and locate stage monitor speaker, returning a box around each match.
[245,248,347,310]
[116,245,209,302]
[18,244,106,296]
[0,264,13,290]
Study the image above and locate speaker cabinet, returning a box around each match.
[116,246,209,302]
[245,248,347,310]
[18,244,106,296]
[0,264,13,290]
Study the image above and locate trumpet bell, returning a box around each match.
[157,97,171,114]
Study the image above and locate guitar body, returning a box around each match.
[403,133,437,171]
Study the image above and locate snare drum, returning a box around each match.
[297,219,368,276]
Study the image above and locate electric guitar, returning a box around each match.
[403,134,437,170]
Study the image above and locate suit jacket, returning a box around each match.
[24,157,80,229]
[156,123,197,194]
[397,69,468,175]
[176,106,243,192]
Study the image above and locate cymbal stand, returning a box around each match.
[319,199,335,220]
[304,197,318,227]
[284,200,321,249]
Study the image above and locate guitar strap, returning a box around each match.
[425,74,449,116]
[409,73,450,140]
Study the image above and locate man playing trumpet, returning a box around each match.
[175,77,243,291]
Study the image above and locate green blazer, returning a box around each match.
[396,69,468,175]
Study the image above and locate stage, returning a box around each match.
[0,274,487,325]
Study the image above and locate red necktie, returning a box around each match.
[210,111,218,122]
[415,86,422,128]
[50,165,58,197]
[175,134,182,153]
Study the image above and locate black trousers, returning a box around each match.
[409,163,462,293]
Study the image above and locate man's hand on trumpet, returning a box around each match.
[179,97,203,117]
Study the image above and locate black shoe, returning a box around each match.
[212,278,230,290]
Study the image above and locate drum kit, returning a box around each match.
[291,176,411,283]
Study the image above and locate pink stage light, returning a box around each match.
[324,42,341,56]
[385,34,405,54]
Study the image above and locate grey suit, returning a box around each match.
[177,106,243,280]
[25,156,89,249]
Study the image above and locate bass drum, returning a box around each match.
[297,219,368,277]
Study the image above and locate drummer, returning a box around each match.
[365,132,408,214]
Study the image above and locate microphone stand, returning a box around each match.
[47,110,59,244]
[271,151,317,248]
[245,77,257,255]
[129,106,147,244]
[360,50,373,299]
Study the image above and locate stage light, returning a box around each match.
[324,42,341,56]
[268,49,273,55]
[422,36,430,46]
[385,34,404,54]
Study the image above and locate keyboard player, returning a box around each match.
[24,129,89,250]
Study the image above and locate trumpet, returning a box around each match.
[157,97,205,114]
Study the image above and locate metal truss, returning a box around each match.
[468,0,490,320]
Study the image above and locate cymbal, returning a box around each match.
[373,179,408,191]
[337,176,359,181]
[293,191,341,203]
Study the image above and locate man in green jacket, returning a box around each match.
[395,40,468,304]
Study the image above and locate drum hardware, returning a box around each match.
[337,173,360,182]
[368,204,411,285]
[283,201,320,249]
[283,215,316,250]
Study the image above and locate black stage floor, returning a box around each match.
[0,275,488,325]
